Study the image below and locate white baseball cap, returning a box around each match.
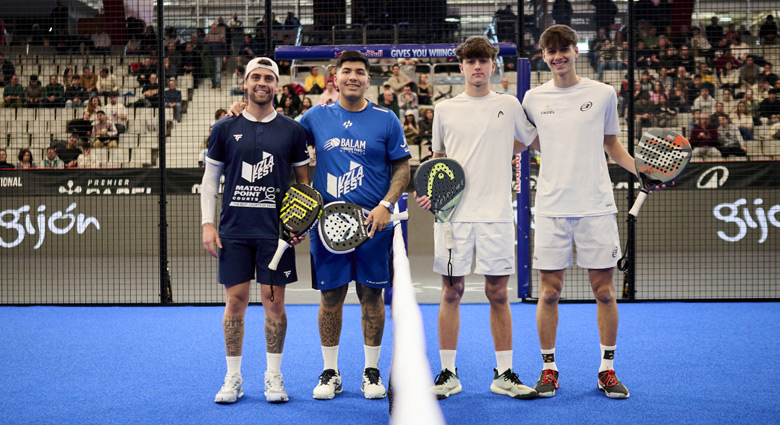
[244,57,280,81]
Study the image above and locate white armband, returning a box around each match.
[200,159,224,225]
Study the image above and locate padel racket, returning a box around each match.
[318,201,409,254]
[413,158,466,249]
[268,184,323,270]
[618,128,691,272]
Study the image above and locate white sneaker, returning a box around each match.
[313,369,342,400]
[361,367,387,399]
[264,370,289,403]
[215,372,243,404]
[490,368,537,399]
[430,368,462,399]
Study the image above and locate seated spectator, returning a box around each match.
[402,111,419,145]
[759,89,780,122]
[377,89,400,118]
[418,108,434,145]
[164,79,182,122]
[759,15,779,45]
[136,58,155,86]
[716,115,746,157]
[16,148,35,169]
[691,112,720,158]
[318,80,340,105]
[657,67,674,89]
[731,101,755,141]
[141,25,156,54]
[649,81,668,104]
[399,58,419,92]
[181,43,203,80]
[718,61,740,92]
[694,87,716,114]
[91,110,119,148]
[294,98,313,121]
[305,66,325,94]
[0,54,16,87]
[705,16,725,47]
[239,34,259,62]
[669,85,690,113]
[141,74,160,107]
[677,46,696,75]
[3,75,24,107]
[231,65,245,96]
[163,57,178,79]
[714,48,740,72]
[125,34,142,55]
[761,64,778,87]
[64,76,87,108]
[68,111,93,142]
[277,85,301,115]
[697,63,716,90]
[80,67,97,96]
[96,68,120,98]
[740,56,760,87]
[655,94,677,127]
[398,84,419,116]
[0,149,14,168]
[497,77,515,95]
[92,29,111,55]
[417,74,432,105]
[634,94,657,137]
[721,89,738,115]
[215,109,228,122]
[387,64,412,94]
[104,94,128,133]
[635,40,653,69]
[658,45,678,74]
[43,75,65,107]
[690,27,712,61]
[77,141,97,168]
[86,95,102,116]
[753,78,771,103]
[743,90,761,123]
[24,75,43,108]
[78,33,94,55]
[40,146,65,169]
[326,66,337,84]
[53,28,75,54]
[165,42,181,70]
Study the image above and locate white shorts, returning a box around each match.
[433,222,515,276]
[532,214,621,270]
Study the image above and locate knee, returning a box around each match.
[225,293,249,315]
[356,285,383,305]
[539,286,561,305]
[441,283,464,305]
[485,285,508,305]
[592,284,615,304]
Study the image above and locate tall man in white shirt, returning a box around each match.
[415,36,539,400]
[521,25,639,399]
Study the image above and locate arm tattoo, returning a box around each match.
[265,313,287,354]
[223,315,244,357]
[383,160,410,204]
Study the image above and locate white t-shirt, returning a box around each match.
[522,78,620,217]
[432,91,537,222]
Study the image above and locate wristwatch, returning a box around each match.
[379,200,393,213]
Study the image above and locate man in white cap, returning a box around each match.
[201,57,311,404]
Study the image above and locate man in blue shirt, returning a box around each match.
[164,78,182,122]
[301,51,410,400]
[201,58,311,405]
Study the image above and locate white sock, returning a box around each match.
[266,352,282,373]
[364,345,381,369]
[440,350,457,372]
[542,348,558,371]
[600,344,616,372]
[496,350,513,374]
[322,345,339,371]
[226,356,242,375]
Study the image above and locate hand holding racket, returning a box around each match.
[618,128,691,272]
[413,158,466,249]
[318,201,408,254]
[268,184,323,271]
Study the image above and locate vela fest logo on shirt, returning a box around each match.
[327,161,364,198]
[241,151,275,183]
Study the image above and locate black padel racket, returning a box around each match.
[413,158,466,249]
[268,184,323,270]
[318,201,409,254]
[618,128,691,272]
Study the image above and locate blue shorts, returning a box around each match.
[218,237,297,287]
[309,225,394,291]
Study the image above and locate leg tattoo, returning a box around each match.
[265,312,287,354]
[223,315,245,357]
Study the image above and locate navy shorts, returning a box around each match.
[309,225,394,291]
[218,237,297,287]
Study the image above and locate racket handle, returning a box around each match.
[268,239,290,271]
[628,190,648,217]
[389,211,409,221]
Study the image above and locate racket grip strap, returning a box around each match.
[628,191,648,217]
[268,239,290,271]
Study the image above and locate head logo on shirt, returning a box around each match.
[343,120,353,129]
[580,101,593,112]
[326,161,364,198]
[241,151,275,183]
[233,134,243,142]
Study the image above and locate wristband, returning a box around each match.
[379,200,393,212]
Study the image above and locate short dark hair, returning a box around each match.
[539,25,578,51]
[336,50,370,71]
[455,36,499,61]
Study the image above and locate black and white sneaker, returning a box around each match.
[313,369,342,400]
[534,369,559,398]
[361,367,387,399]
[430,368,462,399]
[490,368,537,399]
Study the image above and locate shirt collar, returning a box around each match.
[242,109,277,123]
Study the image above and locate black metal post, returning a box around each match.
[517,0,523,57]
[623,0,636,300]
[156,0,172,303]
[265,1,273,57]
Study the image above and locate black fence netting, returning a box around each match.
[0,1,778,304]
